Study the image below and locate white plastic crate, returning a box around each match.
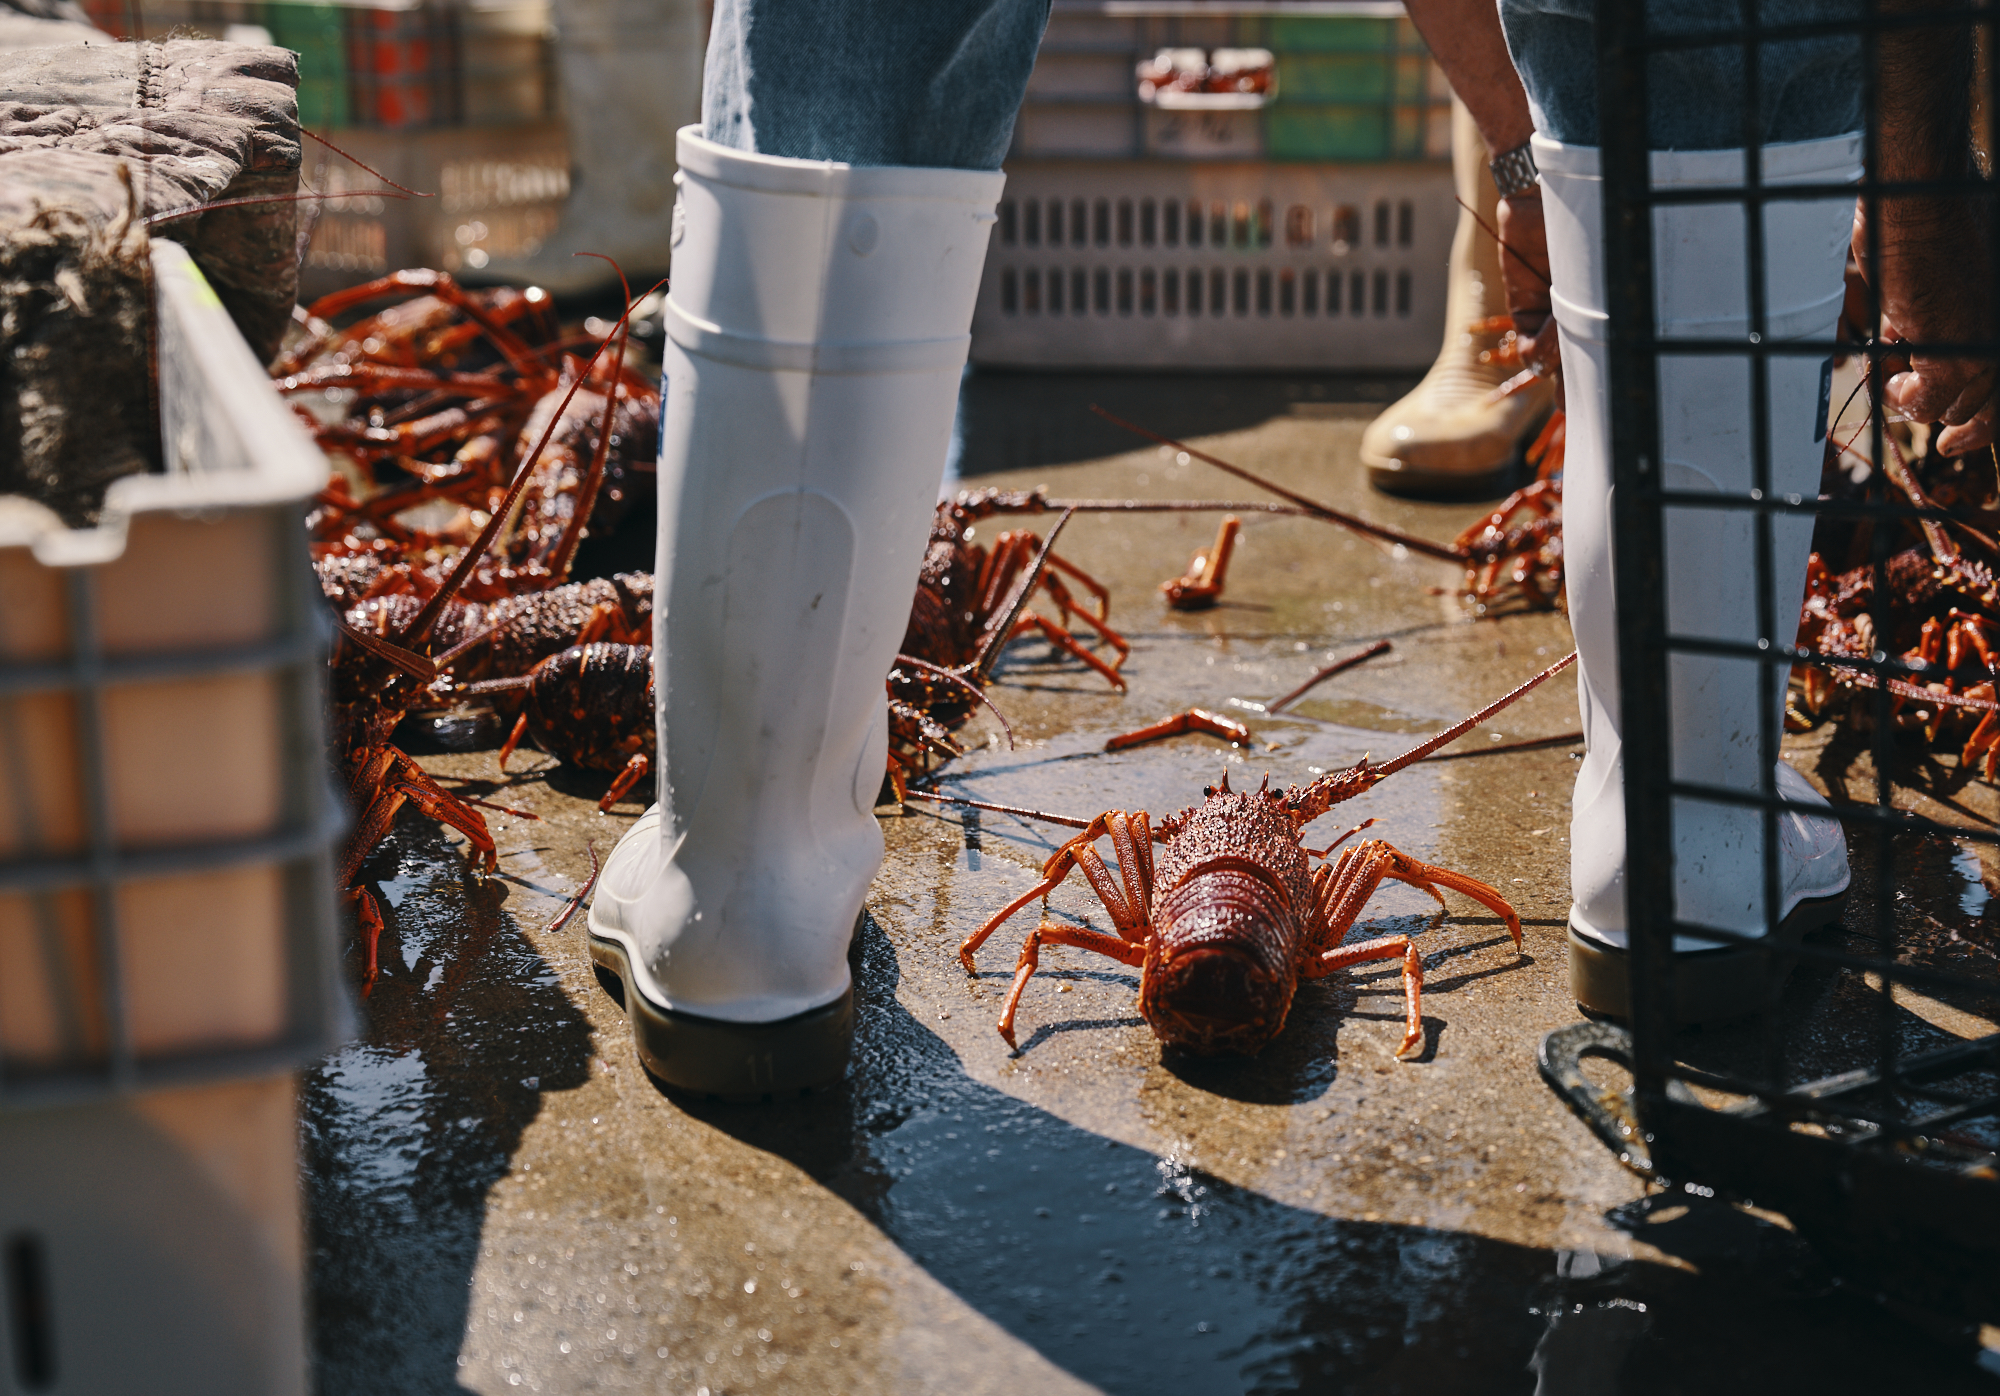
[0,240,341,1105]
[0,240,338,1394]
[971,158,1453,370]
[0,1074,309,1395]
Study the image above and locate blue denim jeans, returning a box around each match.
[1497,0,1863,148]
[701,0,1050,169]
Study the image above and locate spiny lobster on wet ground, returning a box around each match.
[888,493,1131,789]
[947,654,1573,1060]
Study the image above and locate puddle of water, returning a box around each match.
[687,920,1999,1395]
[1955,843,1992,920]
[307,1043,433,1226]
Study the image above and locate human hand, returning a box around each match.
[1852,195,1996,457]
[1496,191,1562,402]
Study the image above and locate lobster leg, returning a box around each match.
[1104,708,1249,752]
[1037,588,1131,671]
[498,713,532,772]
[1303,934,1424,1060]
[997,920,1147,1048]
[389,753,498,873]
[1044,551,1113,622]
[1160,515,1240,611]
[959,810,1153,971]
[353,887,387,996]
[1008,610,1128,691]
[339,755,409,887]
[598,754,650,812]
[1305,839,1522,957]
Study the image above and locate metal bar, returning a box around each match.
[1663,780,2000,848]
[1637,178,1995,202]
[1614,336,2000,354]
[1666,1035,2000,1117]
[1650,492,1952,519]
[1613,8,1989,53]
[1595,0,1679,1092]
[1664,632,1942,680]
[1634,922,2000,995]
[1738,0,1789,1084]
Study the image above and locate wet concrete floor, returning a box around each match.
[309,372,2000,1393]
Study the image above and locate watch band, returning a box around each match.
[1489,141,1540,198]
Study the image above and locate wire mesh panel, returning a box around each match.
[1538,0,2000,1320]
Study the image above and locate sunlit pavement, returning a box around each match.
[307,372,2000,1394]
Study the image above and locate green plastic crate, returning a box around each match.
[1264,102,1435,162]
[265,1,348,129]
[1274,51,1431,104]
[1265,14,1424,53]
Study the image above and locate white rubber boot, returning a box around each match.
[1540,132,1858,1021]
[587,128,1002,1094]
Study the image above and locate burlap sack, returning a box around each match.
[0,37,302,522]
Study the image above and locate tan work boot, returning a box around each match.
[1362,96,1555,499]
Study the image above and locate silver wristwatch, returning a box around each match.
[1489,141,1540,198]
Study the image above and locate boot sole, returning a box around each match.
[588,926,855,1101]
[1568,890,1847,1025]
[1366,459,1518,502]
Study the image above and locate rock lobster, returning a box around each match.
[951,653,1574,1060]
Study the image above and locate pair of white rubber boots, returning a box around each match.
[1544,131,1857,1020]
[587,125,1859,1094]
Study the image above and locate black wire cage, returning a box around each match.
[1538,0,2000,1323]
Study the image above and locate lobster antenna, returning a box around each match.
[1372,650,1578,778]
[399,277,669,649]
[892,653,1018,749]
[542,252,637,586]
[971,507,1077,683]
[1450,194,1552,288]
[303,128,435,199]
[1087,406,1465,563]
[901,789,1091,831]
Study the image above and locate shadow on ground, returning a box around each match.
[953,369,1417,479]
[670,915,1990,1395]
[303,815,593,1394]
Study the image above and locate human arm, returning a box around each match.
[1401,0,1558,378]
[1857,11,1990,455]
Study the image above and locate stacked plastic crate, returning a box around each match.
[0,244,340,1394]
[973,1,1456,371]
[72,0,569,296]
[347,2,460,130]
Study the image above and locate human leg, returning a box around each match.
[587,2,1048,1094]
[1361,95,1558,498]
[1501,2,1858,1018]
